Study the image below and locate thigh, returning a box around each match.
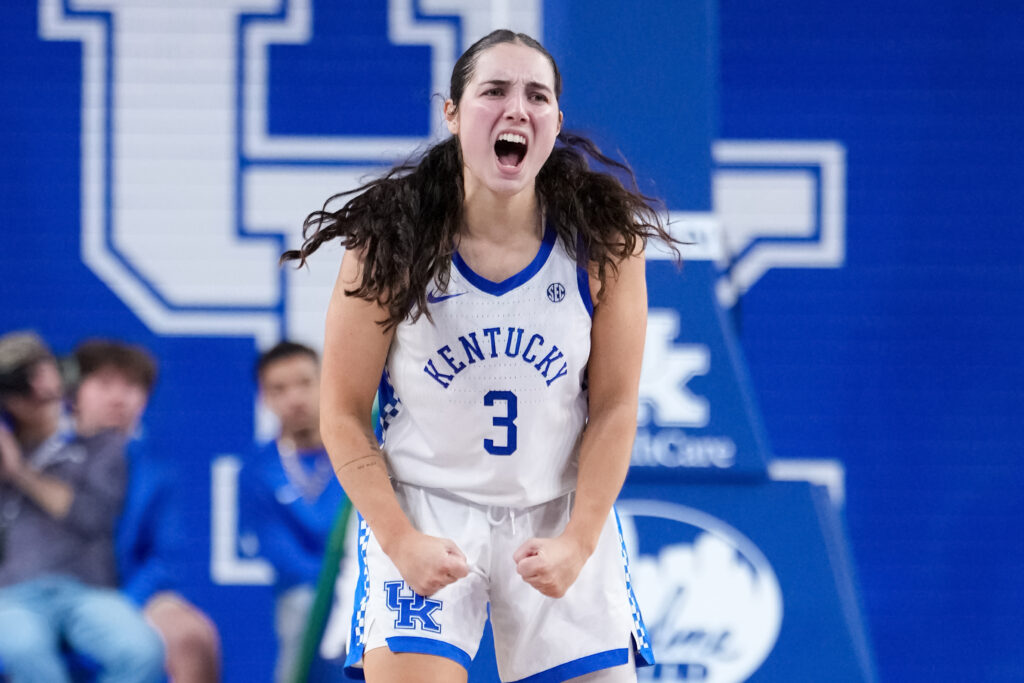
[0,582,70,683]
[61,585,163,666]
[363,647,468,683]
[0,586,61,658]
[489,501,650,682]
[344,486,491,679]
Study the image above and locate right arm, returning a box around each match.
[320,248,468,597]
[0,426,124,534]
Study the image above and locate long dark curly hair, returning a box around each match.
[282,29,679,330]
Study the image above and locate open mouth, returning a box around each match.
[495,132,528,168]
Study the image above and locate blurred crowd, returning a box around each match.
[0,331,349,683]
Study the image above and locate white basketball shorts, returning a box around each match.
[343,482,654,682]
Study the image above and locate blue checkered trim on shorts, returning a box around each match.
[353,516,371,646]
[614,508,655,665]
[344,515,373,677]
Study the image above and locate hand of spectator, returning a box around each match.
[388,529,469,597]
[0,423,25,482]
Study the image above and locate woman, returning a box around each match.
[284,29,676,683]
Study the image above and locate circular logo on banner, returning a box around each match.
[617,500,783,682]
[546,282,566,302]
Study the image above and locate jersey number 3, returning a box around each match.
[483,390,518,456]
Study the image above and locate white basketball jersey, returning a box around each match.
[379,226,592,507]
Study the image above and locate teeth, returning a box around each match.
[497,133,527,145]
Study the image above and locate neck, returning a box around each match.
[281,427,322,453]
[17,419,59,452]
[74,418,137,441]
[461,183,540,243]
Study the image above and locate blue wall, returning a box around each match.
[1,0,1022,680]
[719,1,1024,679]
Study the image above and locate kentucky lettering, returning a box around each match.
[423,326,570,389]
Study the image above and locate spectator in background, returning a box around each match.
[240,341,347,683]
[72,339,222,683]
[0,331,164,683]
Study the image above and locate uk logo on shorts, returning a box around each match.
[384,581,443,634]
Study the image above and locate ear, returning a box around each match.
[444,100,459,135]
[557,110,564,134]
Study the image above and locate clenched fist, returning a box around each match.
[388,529,469,597]
[514,534,592,598]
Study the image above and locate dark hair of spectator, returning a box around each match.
[0,331,55,400]
[256,341,320,382]
[74,339,159,395]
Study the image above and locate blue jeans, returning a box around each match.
[0,575,164,683]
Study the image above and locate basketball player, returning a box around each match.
[283,30,677,683]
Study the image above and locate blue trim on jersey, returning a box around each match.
[376,370,400,443]
[576,264,593,317]
[614,508,656,667]
[344,515,371,679]
[511,648,629,683]
[453,223,556,296]
[575,231,594,317]
[385,636,472,670]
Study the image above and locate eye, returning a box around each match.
[529,92,549,103]
[484,87,504,97]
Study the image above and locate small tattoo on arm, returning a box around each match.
[335,451,385,476]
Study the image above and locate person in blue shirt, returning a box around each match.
[240,341,347,683]
[72,339,221,683]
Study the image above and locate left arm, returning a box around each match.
[515,249,647,597]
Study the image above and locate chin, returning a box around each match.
[486,168,537,197]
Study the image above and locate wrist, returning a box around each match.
[8,463,32,488]
[561,520,600,557]
[375,517,417,557]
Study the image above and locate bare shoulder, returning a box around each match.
[587,242,647,312]
[322,247,395,414]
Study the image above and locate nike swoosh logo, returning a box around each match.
[427,290,466,304]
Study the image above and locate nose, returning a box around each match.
[504,90,528,122]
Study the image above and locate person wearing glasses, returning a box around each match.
[0,331,163,683]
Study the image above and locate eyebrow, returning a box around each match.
[479,79,553,94]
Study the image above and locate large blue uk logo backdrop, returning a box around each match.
[1,1,850,679]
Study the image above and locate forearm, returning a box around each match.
[326,416,415,556]
[10,467,74,519]
[564,402,637,553]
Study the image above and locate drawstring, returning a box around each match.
[485,506,504,526]
[486,506,517,535]
[487,493,573,535]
